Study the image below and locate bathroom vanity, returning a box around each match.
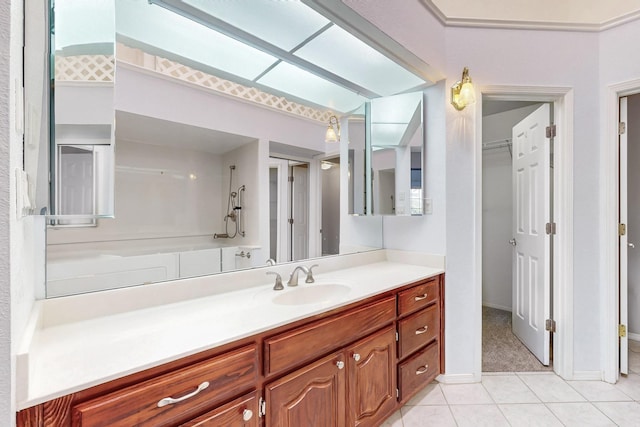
[15,251,444,426]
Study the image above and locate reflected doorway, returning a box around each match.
[321,157,340,256]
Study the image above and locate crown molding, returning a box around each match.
[419,0,640,32]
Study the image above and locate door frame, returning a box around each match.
[476,85,574,380]
[603,79,640,383]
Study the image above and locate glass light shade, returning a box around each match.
[458,81,476,106]
[325,125,339,143]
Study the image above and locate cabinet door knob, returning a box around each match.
[416,365,429,375]
[353,353,361,362]
[243,409,253,421]
[336,360,345,369]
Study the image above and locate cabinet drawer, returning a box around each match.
[265,296,395,376]
[181,391,259,427]
[72,345,258,427]
[397,278,439,316]
[398,340,440,402]
[398,304,439,359]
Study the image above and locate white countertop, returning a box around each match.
[17,250,444,409]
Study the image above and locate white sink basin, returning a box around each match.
[272,284,351,306]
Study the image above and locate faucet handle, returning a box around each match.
[305,264,319,283]
[267,271,284,290]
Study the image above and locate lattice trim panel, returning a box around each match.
[116,44,335,123]
[55,55,115,82]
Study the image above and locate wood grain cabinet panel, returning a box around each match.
[397,278,439,316]
[71,345,258,427]
[180,391,259,427]
[398,340,440,402]
[398,304,439,359]
[265,352,346,427]
[347,326,397,427]
[264,296,395,376]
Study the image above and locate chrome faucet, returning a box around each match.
[287,264,318,286]
[266,258,276,266]
[266,271,284,291]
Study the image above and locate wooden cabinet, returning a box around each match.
[347,326,397,427]
[396,276,444,403]
[180,391,259,427]
[17,274,445,427]
[71,345,258,427]
[265,352,347,427]
[264,296,395,376]
[265,326,397,427]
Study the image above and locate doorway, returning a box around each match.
[619,93,640,376]
[269,158,310,263]
[481,99,554,372]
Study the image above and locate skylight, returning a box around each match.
[114,0,434,113]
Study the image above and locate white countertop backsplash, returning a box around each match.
[16,249,444,409]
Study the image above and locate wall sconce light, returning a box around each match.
[451,67,476,111]
[325,115,341,143]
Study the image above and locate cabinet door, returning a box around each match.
[265,352,346,427]
[347,326,397,427]
[181,391,259,427]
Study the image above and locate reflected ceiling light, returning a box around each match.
[321,161,333,170]
[325,115,341,143]
[451,67,476,111]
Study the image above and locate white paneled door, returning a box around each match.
[619,96,629,375]
[511,104,552,365]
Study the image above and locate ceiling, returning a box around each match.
[115,111,256,154]
[423,0,640,30]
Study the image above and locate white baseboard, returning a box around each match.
[482,302,512,312]
[571,371,603,381]
[628,332,640,341]
[436,373,478,384]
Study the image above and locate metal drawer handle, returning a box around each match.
[243,409,253,421]
[414,293,428,301]
[416,365,429,375]
[157,381,210,408]
[415,326,429,335]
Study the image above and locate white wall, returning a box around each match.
[628,94,640,335]
[346,0,604,377]
[482,105,541,311]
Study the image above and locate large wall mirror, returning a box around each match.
[370,91,424,216]
[35,0,437,298]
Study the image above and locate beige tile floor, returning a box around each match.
[383,340,640,426]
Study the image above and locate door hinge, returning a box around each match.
[288,176,294,182]
[396,388,399,399]
[546,124,557,138]
[545,222,556,235]
[619,324,627,338]
[619,223,627,236]
[395,331,399,342]
[545,319,556,333]
[288,218,294,225]
[619,122,627,135]
[259,397,266,417]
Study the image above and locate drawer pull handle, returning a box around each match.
[336,361,345,370]
[415,326,429,335]
[243,409,253,421]
[353,353,361,362]
[157,381,209,408]
[414,293,428,301]
[416,365,429,375]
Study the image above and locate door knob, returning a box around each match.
[353,353,361,362]
[243,409,253,421]
[509,238,517,246]
[630,242,636,249]
[336,361,345,369]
